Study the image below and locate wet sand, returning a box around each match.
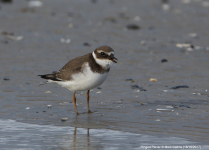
[0,0,209,149]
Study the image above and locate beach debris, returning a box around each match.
[125,78,135,83]
[161,59,168,63]
[140,40,146,45]
[0,0,12,3]
[133,16,140,21]
[141,102,144,105]
[194,46,202,50]
[149,78,157,82]
[1,31,14,36]
[97,87,102,89]
[28,1,43,7]
[188,33,197,38]
[64,102,70,105]
[3,77,10,81]
[7,35,23,41]
[162,0,170,11]
[166,106,173,108]
[176,43,192,48]
[156,108,174,112]
[131,85,140,89]
[172,104,191,109]
[155,119,161,121]
[83,42,91,47]
[202,1,209,7]
[61,118,68,121]
[162,4,170,11]
[163,90,169,92]
[68,23,74,28]
[176,43,205,51]
[179,104,190,108]
[47,105,52,108]
[131,85,147,91]
[45,91,52,93]
[191,93,201,95]
[170,85,189,89]
[126,24,140,30]
[60,38,71,43]
[140,89,147,91]
[26,107,30,109]
[97,91,102,94]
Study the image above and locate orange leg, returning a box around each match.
[73,92,79,115]
[86,90,92,113]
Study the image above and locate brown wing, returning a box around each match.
[38,53,91,81]
[54,53,91,80]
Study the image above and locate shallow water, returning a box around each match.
[0,119,207,150]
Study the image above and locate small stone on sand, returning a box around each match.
[61,118,68,121]
[149,78,157,82]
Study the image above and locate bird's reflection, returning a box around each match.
[71,115,91,150]
[73,127,77,149]
[72,127,90,150]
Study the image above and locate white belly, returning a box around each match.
[56,63,108,91]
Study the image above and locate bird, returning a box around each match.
[38,46,118,115]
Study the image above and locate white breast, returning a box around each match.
[56,62,108,91]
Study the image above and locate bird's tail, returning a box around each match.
[38,73,62,82]
[38,74,54,80]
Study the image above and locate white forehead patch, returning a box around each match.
[106,51,114,56]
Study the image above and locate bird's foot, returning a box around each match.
[87,110,93,114]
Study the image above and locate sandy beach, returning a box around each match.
[0,0,209,149]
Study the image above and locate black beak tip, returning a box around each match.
[112,57,118,63]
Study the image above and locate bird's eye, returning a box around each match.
[101,52,105,56]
